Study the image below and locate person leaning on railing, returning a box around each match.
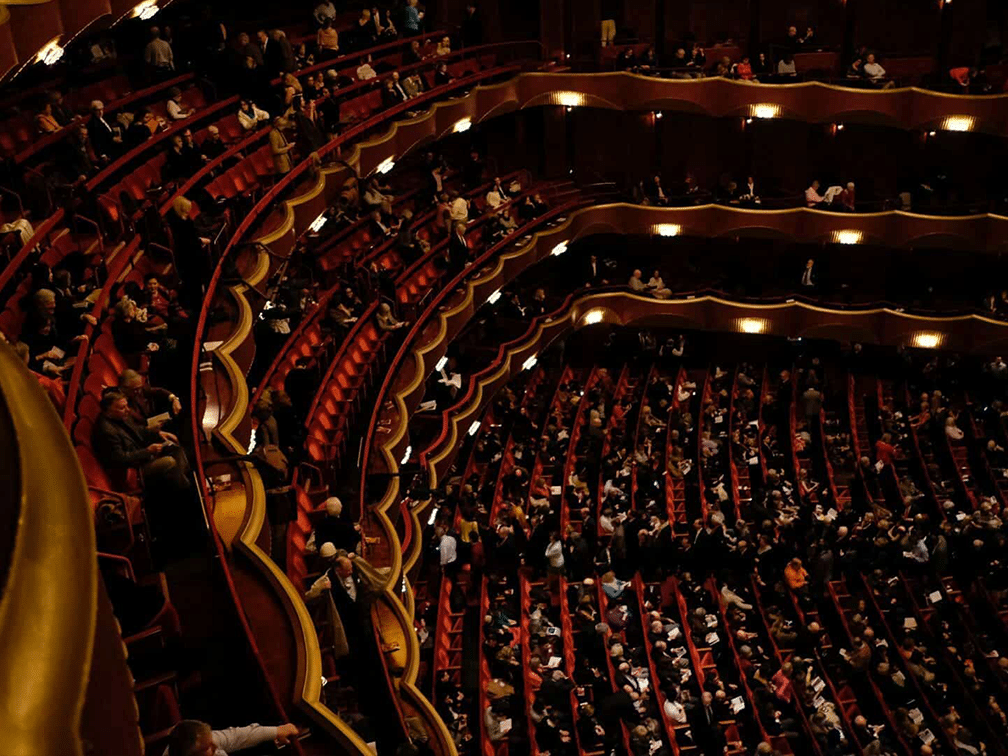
[164,719,299,756]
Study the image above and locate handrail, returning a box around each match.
[0,340,96,756]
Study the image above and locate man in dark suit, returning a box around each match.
[88,100,122,159]
[92,391,191,492]
[447,220,470,276]
[691,691,727,753]
[800,258,817,290]
[584,254,603,287]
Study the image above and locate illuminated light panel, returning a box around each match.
[133,0,159,19]
[435,356,448,372]
[375,157,395,174]
[401,445,412,464]
[556,91,585,108]
[912,332,942,349]
[487,289,502,305]
[582,309,605,325]
[522,355,538,371]
[551,241,568,257]
[309,213,327,233]
[468,421,481,436]
[833,230,862,245]
[941,115,974,132]
[37,39,64,66]
[738,318,767,334]
[751,104,780,119]
[453,117,472,133]
[655,223,681,237]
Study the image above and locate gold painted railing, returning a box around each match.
[0,341,96,756]
[515,72,1008,135]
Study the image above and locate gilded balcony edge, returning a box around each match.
[0,341,97,756]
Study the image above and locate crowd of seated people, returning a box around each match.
[630,172,880,212]
[611,23,1007,93]
[411,308,1008,756]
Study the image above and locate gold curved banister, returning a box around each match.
[0,341,96,756]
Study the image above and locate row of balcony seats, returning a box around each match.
[94,39,482,237]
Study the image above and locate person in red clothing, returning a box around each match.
[771,662,794,702]
[875,432,898,465]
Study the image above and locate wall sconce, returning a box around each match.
[551,241,568,257]
[912,332,942,349]
[655,223,681,237]
[401,445,412,464]
[487,289,502,305]
[582,309,605,325]
[375,157,395,174]
[453,117,472,133]
[468,421,481,436]
[738,318,767,334]
[522,355,538,371]
[132,0,159,19]
[833,230,862,245]
[435,356,448,371]
[942,115,974,132]
[751,104,780,119]
[654,110,663,120]
[556,91,585,108]
[36,39,65,66]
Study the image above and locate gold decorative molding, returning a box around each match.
[0,340,96,756]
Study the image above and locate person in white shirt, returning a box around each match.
[862,53,886,80]
[629,269,647,292]
[486,184,504,209]
[545,532,565,574]
[237,100,269,131]
[356,56,377,80]
[450,194,469,222]
[663,697,687,723]
[805,180,825,207]
[439,529,458,568]
[166,87,193,120]
[165,719,298,756]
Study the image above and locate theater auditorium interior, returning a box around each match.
[4,0,1008,755]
